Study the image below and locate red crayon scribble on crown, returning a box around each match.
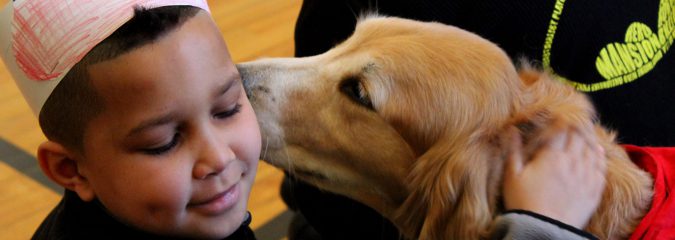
[11,1,139,81]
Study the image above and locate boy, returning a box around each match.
[1,1,260,239]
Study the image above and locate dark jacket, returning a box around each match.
[32,191,256,240]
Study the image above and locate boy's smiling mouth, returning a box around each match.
[188,183,241,216]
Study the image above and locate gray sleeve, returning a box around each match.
[488,210,598,240]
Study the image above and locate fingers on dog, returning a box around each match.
[543,124,608,181]
[532,123,571,162]
[571,126,607,176]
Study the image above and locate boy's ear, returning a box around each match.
[37,141,95,202]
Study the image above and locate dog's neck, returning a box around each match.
[376,70,653,239]
[511,73,655,239]
[389,136,506,239]
[505,125,653,240]
[386,113,653,240]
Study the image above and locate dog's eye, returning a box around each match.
[340,77,374,110]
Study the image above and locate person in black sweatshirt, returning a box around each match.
[283,0,675,239]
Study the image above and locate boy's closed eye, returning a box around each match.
[214,103,242,120]
[133,100,243,156]
[141,132,181,155]
[126,75,244,155]
[139,101,242,156]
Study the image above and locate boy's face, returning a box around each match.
[78,12,261,238]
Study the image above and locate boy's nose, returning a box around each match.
[193,134,236,179]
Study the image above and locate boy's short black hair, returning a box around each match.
[39,6,201,153]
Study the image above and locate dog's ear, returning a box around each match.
[511,69,600,152]
[394,136,503,239]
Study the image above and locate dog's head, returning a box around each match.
[239,16,594,239]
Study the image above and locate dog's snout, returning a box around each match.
[237,62,276,103]
[237,58,304,104]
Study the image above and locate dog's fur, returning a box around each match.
[239,16,654,239]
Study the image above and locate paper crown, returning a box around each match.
[0,0,210,116]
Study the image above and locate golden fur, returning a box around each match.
[239,16,654,239]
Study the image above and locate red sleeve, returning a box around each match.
[623,145,675,240]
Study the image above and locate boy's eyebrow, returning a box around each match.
[127,113,179,138]
[216,72,241,97]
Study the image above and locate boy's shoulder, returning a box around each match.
[32,191,155,240]
[33,191,258,240]
[32,194,67,240]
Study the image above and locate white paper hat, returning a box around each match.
[0,0,210,116]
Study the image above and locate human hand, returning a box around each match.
[502,127,607,229]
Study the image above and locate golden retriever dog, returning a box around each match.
[238,16,653,239]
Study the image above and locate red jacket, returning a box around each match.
[625,145,675,240]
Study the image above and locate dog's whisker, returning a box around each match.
[346,2,358,20]
[281,139,296,176]
[261,135,270,160]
